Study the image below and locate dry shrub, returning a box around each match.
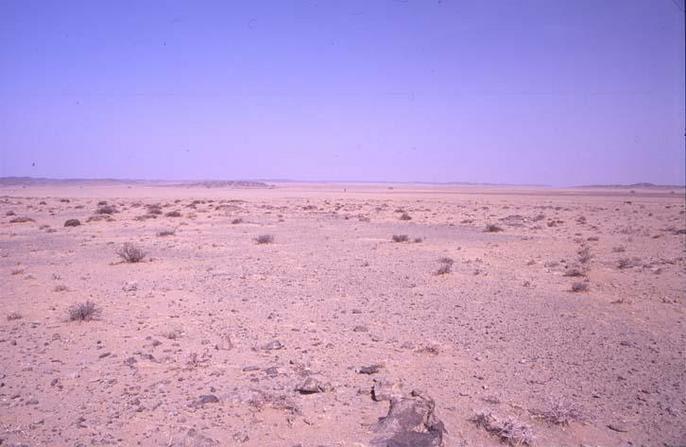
[10,216,35,223]
[435,257,455,275]
[117,243,146,263]
[96,205,118,215]
[391,234,409,243]
[563,264,587,277]
[7,312,22,321]
[618,257,641,269]
[485,224,503,233]
[231,218,244,224]
[68,301,100,321]
[570,282,589,293]
[399,212,412,221]
[537,399,584,426]
[255,234,274,244]
[157,229,175,237]
[165,210,182,217]
[64,219,81,227]
[471,411,534,446]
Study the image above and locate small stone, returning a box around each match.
[261,340,284,351]
[196,394,220,405]
[358,364,383,375]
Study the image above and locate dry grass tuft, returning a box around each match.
[96,204,118,215]
[7,312,22,321]
[471,411,534,446]
[537,399,584,426]
[64,219,81,227]
[391,234,409,243]
[68,301,100,321]
[485,223,504,233]
[435,257,454,275]
[157,229,175,237]
[254,234,274,244]
[570,282,589,293]
[116,243,146,263]
[399,212,412,221]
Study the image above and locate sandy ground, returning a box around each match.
[1,182,684,447]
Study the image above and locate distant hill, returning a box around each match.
[579,182,685,189]
[0,176,272,188]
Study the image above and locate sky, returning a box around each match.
[1,0,684,186]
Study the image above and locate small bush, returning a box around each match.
[413,237,423,243]
[399,212,412,221]
[157,229,175,237]
[68,301,100,321]
[485,224,503,233]
[471,411,534,446]
[116,243,146,263]
[231,218,244,224]
[165,210,182,217]
[392,234,409,243]
[10,216,35,223]
[618,257,640,269]
[96,205,118,215]
[64,219,81,227]
[570,282,589,293]
[538,399,584,426]
[54,284,68,292]
[563,264,587,277]
[254,234,274,244]
[7,312,22,321]
[146,204,163,215]
[435,257,454,275]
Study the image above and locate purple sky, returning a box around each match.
[1,1,684,186]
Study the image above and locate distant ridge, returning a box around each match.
[0,177,271,188]
[578,182,685,189]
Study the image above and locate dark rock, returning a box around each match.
[372,391,445,447]
[64,219,81,227]
[261,340,284,351]
[196,394,219,405]
[358,364,383,375]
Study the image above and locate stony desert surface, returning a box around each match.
[1,182,684,447]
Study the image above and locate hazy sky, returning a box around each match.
[1,0,684,185]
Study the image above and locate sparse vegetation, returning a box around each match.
[165,210,182,217]
[435,257,454,275]
[399,212,412,221]
[157,229,175,237]
[10,216,35,223]
[96,204,118,215]
[563,264,587,277]
[7,312,22,321]
[471,411,534,446]
[537,399,584,426]
[618,257,641,269]
[64,219,81,227]
[392,234,409,242]
[68,301,100,321]
[54,284,68,292]
[570,282,589,293]
[485,223,503,233]
[255,234,274,244]
[231,218,244,224]
[116,243,147,263]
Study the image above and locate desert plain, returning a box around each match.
[1,180,684,447]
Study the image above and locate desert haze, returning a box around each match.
[1,180,684,446]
